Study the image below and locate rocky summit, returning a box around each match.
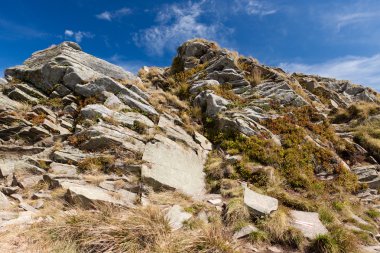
[0,39,380,253]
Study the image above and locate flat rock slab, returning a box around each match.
[243,186,278,216]
[233,225,258,239]
[142,134,206,198]
[62,181,133,209]
[290,210,328,239]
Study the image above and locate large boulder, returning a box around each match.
[142,134,208,198]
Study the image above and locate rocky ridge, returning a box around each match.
[0,39,380,252]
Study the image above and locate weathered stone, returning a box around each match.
[0,211,33,229]
[142,135,207,198]
[51,148,90,165]
[62,181,133,209]
[5,41,136,94]
[14,83,47,99]
[13,175,43,189]
[189,80,220,94]
[233,225,258,239]
[49,163,77,176]
[118,93,158,116]
[194,90,230,116]
[243,186,278,216]
[32,105,55,118]
[42,119,70,135]
[7,88,39,104]
[80,104,154,128]
[0,78,7,85]
[0,163,15,178]
[165,205,192,230]
[18,126,51,142]
[290,210,328,239]
[0,192,10,208]
[77,122,145,153]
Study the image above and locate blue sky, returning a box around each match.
[1,0,380,89]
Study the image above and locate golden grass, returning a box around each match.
[23,202,240,253]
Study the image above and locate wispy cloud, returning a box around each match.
[96,8,132,21]
[317,1,380,33]
[0,18,47,39]
[233,0,277,16]
[133,1,232,55]
[64,30,94,43]
[108,54,145,74]
[280,54,380,89]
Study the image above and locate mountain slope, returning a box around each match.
[0,39,380,252]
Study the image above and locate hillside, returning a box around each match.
[0,39,380,252]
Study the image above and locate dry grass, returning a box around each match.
[353,118,380,161]
[224,198,250,228]
[77,155,116,174]
[259,208,305,249]
[245,68,262,87]
[25,203,240,253]
[334,102,380,123]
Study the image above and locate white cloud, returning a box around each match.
[280,54,380,89]
[64,30,94,43]
[96,7,132,21]
[233,0,277,16]
[134,1,231,55]
[64,30,74,36]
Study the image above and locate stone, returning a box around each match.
[0,211,33,229]
[19,126,51,142]
[0,187,19,196]
[0,78,7,85]
[13,175,43,189]
[19,202,38,213]
[62,181,133,208]
[0,163,15,178]
[208,198,223,206]
[189,80,220,94]
[233,225,258,239]
[0,93,22,112]
[165,205,192,230]
[194,90,230,116]
[103,91,127,110]
[51,148,90,165]
[0,211,18,221]
[49,163,77,176]
[0,192,10,208]
[290,210,328,239]
[80,104,154,128]
[32,192,52,200]
[7,88,39,105]
[77,122,145,153]
[243,186,278,216]
[118,93,158,116]
[14,83,47,99]
[32,105,55,119]
[5,41,136,94]
[41,119,70,135]
[267,246,283,253]
[142,135,207,198]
